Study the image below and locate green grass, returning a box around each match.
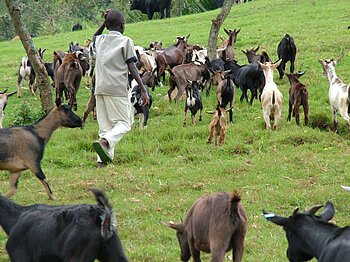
[1,0,350,261]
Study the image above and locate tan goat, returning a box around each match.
[207,105,229,146]
[259,60,283,130]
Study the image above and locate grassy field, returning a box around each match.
[1,0,350,261]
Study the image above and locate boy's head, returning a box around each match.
[105,9,125,34]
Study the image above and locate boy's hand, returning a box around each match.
[141,90,149,106]
[104,9,111,19]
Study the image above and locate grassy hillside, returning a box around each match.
[1,0,350,261]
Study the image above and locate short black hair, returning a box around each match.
[105,9,124,30]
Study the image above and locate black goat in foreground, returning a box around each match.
[0,189,128,262]
[263,201,350,262]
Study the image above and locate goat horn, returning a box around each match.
[75,51,83,58]
[0,89,8,94]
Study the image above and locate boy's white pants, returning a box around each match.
[95,95,132,162]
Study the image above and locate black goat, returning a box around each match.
[0,189,128,262]
[263,201,350,262]
[183,80,203,127]
[225,60,265,105]
[72,23,83,31]
[277,34,297,79]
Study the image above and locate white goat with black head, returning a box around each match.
[0,89,16,128]
[319,58,350,131]
[259,60,283,130]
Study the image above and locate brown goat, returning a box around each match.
[163,191,247,262]
[286,71,309,126]
[167,59,209,102]
[54,51,83,111]
[0,99,83,199]
[207,105,230,146]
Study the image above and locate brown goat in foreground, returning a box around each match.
[207,105,230,146]
[286,71,309,126]
[163,191,247,262]
[0,99,83,199]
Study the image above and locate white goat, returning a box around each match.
[259,60,283,130]
[0,89,16,128]
[319,59,350,131]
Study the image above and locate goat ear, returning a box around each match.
[254,45,260,52]
[318,202,335,222]
[318,59,325,66]
[341,185,350,192]
[224,28,230,35]
[307,204,323,215]
[263,210,289,227]
[236,28,241,34]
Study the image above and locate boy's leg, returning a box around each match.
[103,96,132,160]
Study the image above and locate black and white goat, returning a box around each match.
[129,79,153,127]
[0,189,128,262]
[0,89,16,128]
[183,80,203,127]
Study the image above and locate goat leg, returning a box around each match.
[31,166,54,200]
[6,172,21,198]
[183,109,188,127]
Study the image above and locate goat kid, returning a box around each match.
[183,80,203,127]
[286,71,309,126]
[207,105,231,146]
[0,189,128,262]
[17,48,46,97]
[0,99,83,200]
[319,58,350,131]
[0,89,16,128]
[163,191,247,262]
[259,60,283,130]
[263,201,350,262]
[130,79,153,128]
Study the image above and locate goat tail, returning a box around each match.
[91,188,116,240]
[166,65,174,77]
[272,90,275,105]
[230,191,242,225]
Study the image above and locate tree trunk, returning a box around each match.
[5,0,53,112]
[207,0,235,61]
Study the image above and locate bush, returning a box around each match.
[12,101,44,126]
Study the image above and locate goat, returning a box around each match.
[0,188,128,262]
[55,51,84,111]
[207,104,231,146]
[163,191,247,261]
[17,48,46,97]
[83,75,97,123]
[183,80,203,127]
[259,60,283,130]
[167,58,210,102]
[286,71,309,126]
[319,58,350,131]
[263,201,350,262]
[0,89,16,128]
[224,60,266,105]
[130,79,153,127]
[242,46,271,64]
[0,99,83,200]
[211,70,235,123]
[72,23,83,31]
[277,34,297,79]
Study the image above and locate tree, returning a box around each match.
[207,0,235,61]
[5,0,53,112]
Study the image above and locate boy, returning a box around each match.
[92,9,149,167]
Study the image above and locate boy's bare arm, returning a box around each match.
[128,62,149,106]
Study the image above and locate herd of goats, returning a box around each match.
[0,25,350,261]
